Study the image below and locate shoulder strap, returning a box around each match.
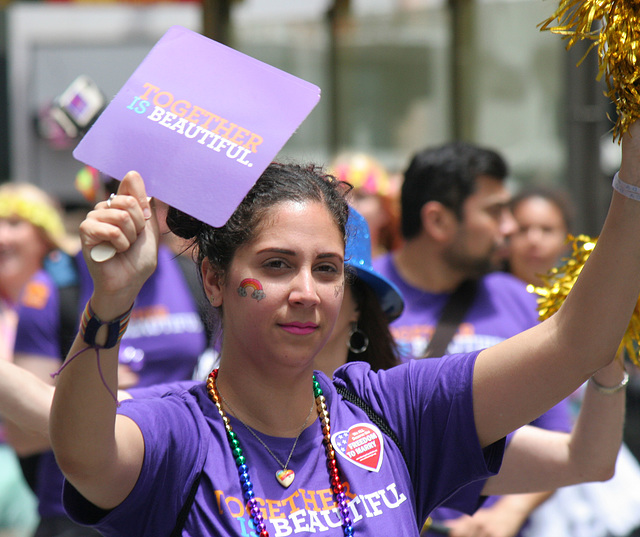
[170,471,202,537]
[175,253,213,344]
[334,383,408,467]
[170,384,211,537]
[422,279,478,358]
[58,282,80,359]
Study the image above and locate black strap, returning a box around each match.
[422,279,478,358]
[46,252,82,360]
[58,283,81,358]
[169,471,202,537]
[334,383,408,467]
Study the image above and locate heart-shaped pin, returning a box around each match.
[275,468,295,488]
[331,423,384,472]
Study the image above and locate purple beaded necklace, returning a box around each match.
[207,369,354,536]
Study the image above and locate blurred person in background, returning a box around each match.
[374,141,572,537]
[505,187,573,287]
[331,151,402,257]
[0,182,77,537]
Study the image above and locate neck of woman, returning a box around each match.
[215,361,318,437]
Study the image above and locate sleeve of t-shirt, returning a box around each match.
[63,390,208,537]
[334,352,506,523]
[436,431,516,514]
[13,270,61,359]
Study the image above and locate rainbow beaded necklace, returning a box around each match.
[207,369,354,536]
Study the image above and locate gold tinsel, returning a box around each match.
[539,0,640,142]
[528,234,640,366]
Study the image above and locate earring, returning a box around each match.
[348,323,369,354]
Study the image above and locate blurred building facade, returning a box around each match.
[0,0,618,234]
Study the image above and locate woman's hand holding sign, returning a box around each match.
[81,171,159,321]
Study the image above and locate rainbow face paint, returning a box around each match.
[237,278,266,301]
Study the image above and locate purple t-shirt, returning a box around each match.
[14,246,208,518]
[63,354,506,537]
[373,254,571,533]
[373,254,541,360]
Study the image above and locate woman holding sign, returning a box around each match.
[50,121,640,537]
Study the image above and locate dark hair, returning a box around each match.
[400,142,509,239]
[347,278,400,371]
[510,187,574,233]
[166,162,350,335]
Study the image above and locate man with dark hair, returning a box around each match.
[374,141,570,537]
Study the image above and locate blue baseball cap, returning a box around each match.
[346,207,404,321]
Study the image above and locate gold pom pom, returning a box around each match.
[529,234,640,366]
[539,0,640,142]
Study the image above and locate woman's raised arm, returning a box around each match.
[50,171,158,510]
[482,357,627,495]
[474,121,640,447]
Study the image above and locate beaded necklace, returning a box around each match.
[207,369,354,537]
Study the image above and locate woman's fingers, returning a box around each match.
[83,171,154,260]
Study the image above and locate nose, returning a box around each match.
[524,226,545,244]
[289,269,320,307]
[500,208,518,238]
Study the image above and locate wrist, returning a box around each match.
[612,172,640,201]
[89,291,138,322]
[80,300,133,349]
[589,370,629,395]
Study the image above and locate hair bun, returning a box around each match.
[166,206,204,240]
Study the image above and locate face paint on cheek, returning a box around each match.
[237,278,266,301]
[334,282,344,299]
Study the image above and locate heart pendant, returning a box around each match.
[275,468,295,488]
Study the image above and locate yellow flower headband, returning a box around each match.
[0,191,73,254]
[528,234,640,366]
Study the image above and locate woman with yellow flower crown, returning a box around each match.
[0,182,77,537]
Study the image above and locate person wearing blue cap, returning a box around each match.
[313,207,403,377]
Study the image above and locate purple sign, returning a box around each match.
[73,25,321,227]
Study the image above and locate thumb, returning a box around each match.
[118,170,152,221]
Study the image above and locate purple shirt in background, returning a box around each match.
[373,254,572,534]
[64,355,505,537]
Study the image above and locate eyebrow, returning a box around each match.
[258,247,343,261]
[484,200,510,210]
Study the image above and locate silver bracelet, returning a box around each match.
[589,370,630,394]
[612,172,640,201]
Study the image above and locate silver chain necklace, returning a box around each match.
[219,391,314,488]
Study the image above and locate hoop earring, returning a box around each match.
[348,324,369,354]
